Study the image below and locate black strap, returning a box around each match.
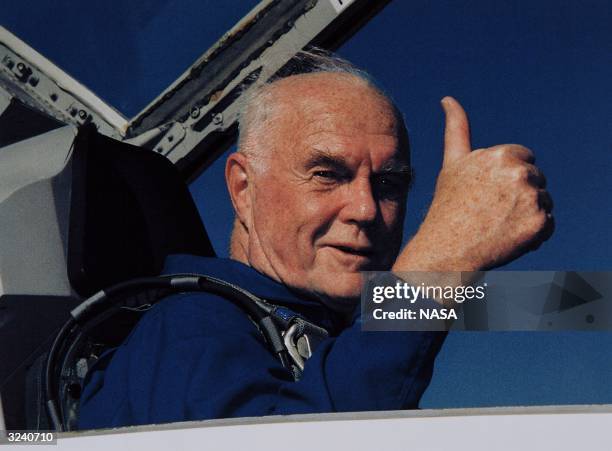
[44,273,328,431]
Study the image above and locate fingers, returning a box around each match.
[441,96,472,167]
[504,145,535,164]
[537,189,553,211]
[529,212,555,251]
[526,164,547,188]
[541,212,555,242]
[490,146,543,186]
[527,190,554,252]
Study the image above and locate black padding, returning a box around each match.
[67,125,215,297]
[0,98,63,148]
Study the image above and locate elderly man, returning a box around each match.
[78,53,552,428]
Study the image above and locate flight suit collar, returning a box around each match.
[163,254,348,334]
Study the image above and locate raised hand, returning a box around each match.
[394,97,554,272]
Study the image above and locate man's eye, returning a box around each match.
[374,174,408,197]
[313,170,346,183]
[376,174,401,186]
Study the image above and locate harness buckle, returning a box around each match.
[282,320,328,372]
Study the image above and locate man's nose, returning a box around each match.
[340,177,378,225]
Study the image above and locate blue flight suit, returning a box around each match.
[78,255,445,429]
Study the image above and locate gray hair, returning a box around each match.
[236,48,394,157]
[229,49,410,257]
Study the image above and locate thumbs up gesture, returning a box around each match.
[394,97,554,272]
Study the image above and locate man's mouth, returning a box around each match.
[327,244,374,258]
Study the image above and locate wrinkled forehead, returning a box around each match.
[267,73,409,164]
[273,73,399,129]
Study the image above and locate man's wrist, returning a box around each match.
[392,231,480,272]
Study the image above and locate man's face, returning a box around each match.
[241,74,410,312]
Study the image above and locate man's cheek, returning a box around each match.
[381,203,405,236]
[380,199,404,222]
[303,195,324,214]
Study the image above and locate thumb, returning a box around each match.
[441,96,472,167]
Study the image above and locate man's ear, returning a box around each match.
[225,152,252,229]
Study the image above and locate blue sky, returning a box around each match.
[3,0,611,407]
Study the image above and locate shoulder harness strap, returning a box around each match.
[44,273,329,431]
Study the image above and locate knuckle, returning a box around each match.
[509,143,534,156]
[523,212,555,249]
[530,211,548,232]
[532,165,544,179]
[539,190,554,211]
[494,144,535,163]
[528,187,540,203]
[488,147,513,166]
[511,166,530,182]
[525,163,539,175]
[492,146,509,159]
[509,143,533,154]
[521,188,540,210]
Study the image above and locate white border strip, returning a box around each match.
[57,406,612,451]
